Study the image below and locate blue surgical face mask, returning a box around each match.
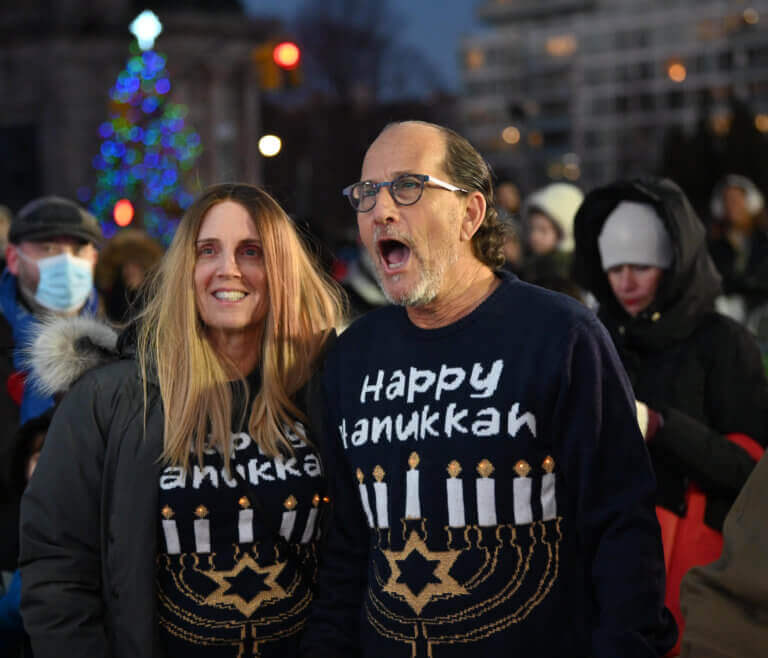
[19,251,94,313]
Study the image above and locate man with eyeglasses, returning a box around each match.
[302,121,676,658]
[0,197,102,571]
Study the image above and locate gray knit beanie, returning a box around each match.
[598,201,673,270]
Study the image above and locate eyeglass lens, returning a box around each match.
[350,175,424,211]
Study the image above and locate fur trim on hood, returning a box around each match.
[24,316,119,396]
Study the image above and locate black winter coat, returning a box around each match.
[573,178,768,530]
[19,329,330,658]
[0,312,21,573]
[20,358,166,658]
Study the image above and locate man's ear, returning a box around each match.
[6,244,19,275]
[460,191,487,242]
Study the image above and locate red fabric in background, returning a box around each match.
[6,370,24,406]
[656,433,764,656]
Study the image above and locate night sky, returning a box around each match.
[241,0,486,93]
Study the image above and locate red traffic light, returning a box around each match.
[113,199,134,226]
[273,41,300,70]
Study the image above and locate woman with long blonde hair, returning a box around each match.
[19,183,346,658]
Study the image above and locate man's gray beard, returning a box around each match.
[373,244,458,308]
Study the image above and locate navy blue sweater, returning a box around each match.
[302,274,676,658]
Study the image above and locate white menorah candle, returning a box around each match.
[301,494,321,544]
[357,468,375,528]
[237,496,254,544]
[193,504,211,553]
[541,456,557,521]
[476,459,497,527]
[372,465,389,529]
[513,460,533,525]
[446,460,466,527]
[405,452,421,520]
[280,495,298,540]
[161,505,181,554]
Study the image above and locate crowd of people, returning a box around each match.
[0,120,766,658]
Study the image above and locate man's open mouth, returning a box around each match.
[377,238,411,273]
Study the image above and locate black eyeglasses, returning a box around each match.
[342,173,469,212]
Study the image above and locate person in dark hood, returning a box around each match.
[573,176,768,654]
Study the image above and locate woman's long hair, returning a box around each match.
[136,183,346,470]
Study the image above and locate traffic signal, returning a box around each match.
[252,40,302,90]
[273,42,300,70]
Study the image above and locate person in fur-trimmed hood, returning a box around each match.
[572,176,768,653]
[0,196,102,574]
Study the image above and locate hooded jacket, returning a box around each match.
[573,177,768,531]
[18,318,331,658]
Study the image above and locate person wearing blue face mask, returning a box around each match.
[0,196,101,573]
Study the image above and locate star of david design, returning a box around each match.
[203,553,287,617]
[382,530,467,614]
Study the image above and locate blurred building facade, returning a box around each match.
[0,0,274,212]
[460,0,768,191]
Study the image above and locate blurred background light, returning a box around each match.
[258,134,282,157]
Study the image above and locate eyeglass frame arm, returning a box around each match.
[341,174,469,205]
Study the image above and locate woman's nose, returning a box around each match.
[218,251,241,276]
[619,268,636,290]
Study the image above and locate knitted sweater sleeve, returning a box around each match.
[552,317,677,658]
[300,347,369,658]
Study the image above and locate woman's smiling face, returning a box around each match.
[194,200,269,344]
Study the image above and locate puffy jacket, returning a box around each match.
[573,177,768,531]
[18,319,330,658]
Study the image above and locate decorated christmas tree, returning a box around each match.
[84,12,202,245]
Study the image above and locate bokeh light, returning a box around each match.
[259,134,282,157]
[667,61,687,83]
[273,42,301,70]
[502,126,521,145]
[113,199,135,226]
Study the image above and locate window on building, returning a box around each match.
[0,124,40,211]
[667,89,685,109]
[584,131,605,148]
[641,93,656,111]
[545,130,569,148]
[465,48,485,71]
[748,47,768,67]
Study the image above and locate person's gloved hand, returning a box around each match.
[635,400,663,441]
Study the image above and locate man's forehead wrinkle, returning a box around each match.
[362,132,447,182]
